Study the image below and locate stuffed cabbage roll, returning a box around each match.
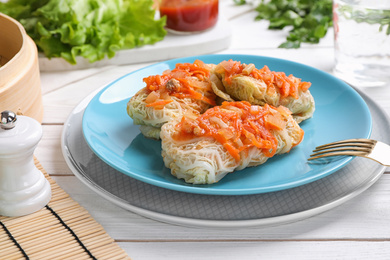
[127,60,216,139]
[161,101,304,184]
[211,60,315,123]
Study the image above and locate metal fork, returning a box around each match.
[308,138,390,166]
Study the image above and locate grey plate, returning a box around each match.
[61,88,390,228]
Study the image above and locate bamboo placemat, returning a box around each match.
[0,158,131,260]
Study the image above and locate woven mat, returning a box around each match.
[0,158,131,260]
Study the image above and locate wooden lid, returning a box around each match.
[0,13,43,122]
[0,13,24,74]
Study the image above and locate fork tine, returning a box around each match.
[308,151,368,160]
[314,138,376,151]
[313,143,374,152]
[309,139,376,161]
[311,146,372,156]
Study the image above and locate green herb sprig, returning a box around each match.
[234,0,333,48]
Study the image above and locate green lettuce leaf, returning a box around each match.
[0,0,166,64]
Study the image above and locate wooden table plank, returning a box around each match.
[32,2,390,259]
[116,241,390,260]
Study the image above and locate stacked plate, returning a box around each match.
[61,54,390,228]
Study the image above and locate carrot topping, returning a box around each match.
[145,100,173,109]
[223,142,241,162]
[215,60,311,99]
[299,81,312,91]
[173,101,281,162]
[276,105,293,116]
[142,60,216,107]
[264,114,286,131]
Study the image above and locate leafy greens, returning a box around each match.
[0,0,167,64]
[234,0,333,48]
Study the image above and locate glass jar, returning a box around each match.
[333,0,390,87]
[159,0,219,34]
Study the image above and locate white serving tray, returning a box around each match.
[39,16,232,71]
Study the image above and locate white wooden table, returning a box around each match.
[36,1,390,259]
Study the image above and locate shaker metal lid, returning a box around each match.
[0,110,17,130]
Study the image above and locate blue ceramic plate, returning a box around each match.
[82,54,372,195]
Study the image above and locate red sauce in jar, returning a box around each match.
[159,0,219,33]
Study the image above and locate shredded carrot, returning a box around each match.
[173,101,281,162]
[216,60,311,99]
[223,142,241,162]
[299,81,311,91]
[142,60,216,107]
[145,100,173,109]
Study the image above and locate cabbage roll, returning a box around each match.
[211,60,315,123]
[127,60,216,139]
[161,101,304,184]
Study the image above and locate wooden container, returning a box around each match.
[0,13,43,122]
